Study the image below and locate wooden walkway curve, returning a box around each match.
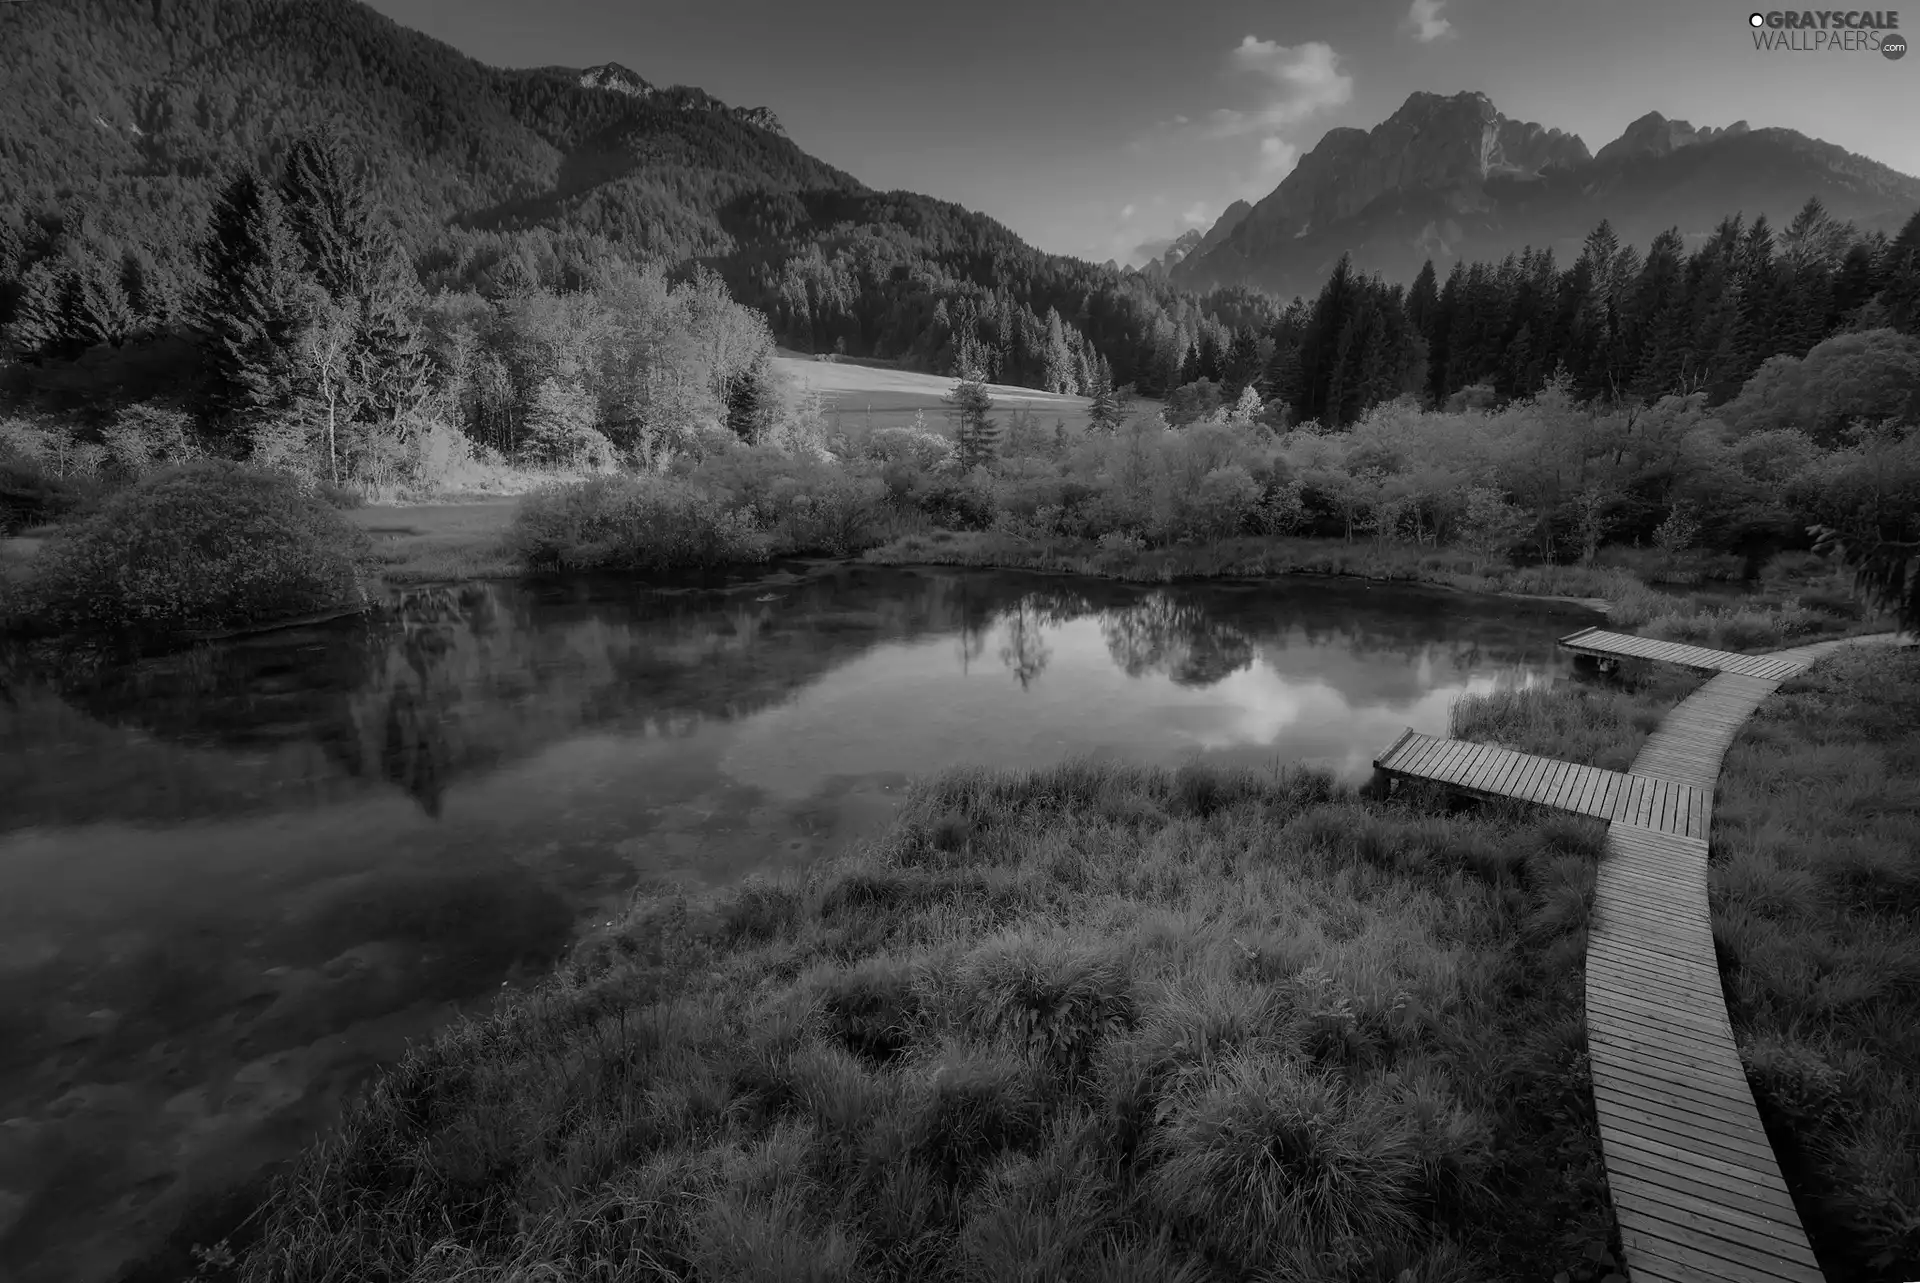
[1373,730,1710,837]
[1373,627,1903,1283]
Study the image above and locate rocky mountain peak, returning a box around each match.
[577,62,653,97]
[1199,91,1589,254]
[1594,112,1751,164]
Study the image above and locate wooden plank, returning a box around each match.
[1423,736,1463,776]
[1590,1061,1772,1127]
[1441,742,1488,787]
[1608,1188,1823,1282]
[1611,1206,1822,1283]
[1394,735,1441,777]
[1602,1166,1818,1250]
[1600,1144,1804,1228]
[1459,741,1505,791]
[1588,994,1736,1044]
[1591,1085,1778,1155]
[1604,1110,1791,1172]
[1465,745,1510,794]
[1538,758,1575,809]
[1587,1027,1752,1088]
[1547,761,1584,810]
[1382,729,1428,772]
[1468,746,1512,795]
[1596,773,1624,822]
[1599,1129,1803,1207]
[1510,753,1551,804]
[1586,957,1725,1004]
[1375,726,1417,769]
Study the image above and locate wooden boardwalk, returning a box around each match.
[1373,729,1709,837]
[1560,625,1806,682]
[1373,631,1901,1283]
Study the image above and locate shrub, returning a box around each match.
[15,461,372,639]
[864,423,956,472]
[915,469,1000,530]
[0,454,90,533]
[505,474,770,572]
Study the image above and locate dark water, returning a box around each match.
[0,565,1599,1282]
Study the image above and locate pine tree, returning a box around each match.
[1041,307,1074,394]
[1221,328,1262,397]
[1874,207,1920,334]
[282,130,431,422]
[190,166,316,428]
[1425,262,1462,405]
[945,374,1000,469]
[1406,260,1439,344]
[282,129,384,301]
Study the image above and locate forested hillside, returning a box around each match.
[0,0,1227,400]
[2,0,1918,450]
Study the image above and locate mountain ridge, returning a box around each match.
[1172,90,1920,296]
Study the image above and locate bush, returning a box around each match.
[14,461,373,639]
[915,469,1000,530]
[0,454,90,533]
[505,474,771,572]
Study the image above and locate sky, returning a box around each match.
[367,0,1920,264]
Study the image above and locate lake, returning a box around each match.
[0,564,1598,1282]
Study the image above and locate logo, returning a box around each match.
[1747,9,1905,54]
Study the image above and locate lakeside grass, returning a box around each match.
[343,499,524,583]
[862,529,1628,603]
[1448,662,1709,772]
[228,760,1627,1283]
[1711,645,1920,1278]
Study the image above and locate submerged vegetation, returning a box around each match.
[230,760,1623,1283]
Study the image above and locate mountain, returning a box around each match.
[0,0,1212,394]
[1134,229,1202,276]
[1132,201,1255,279]
[1171,90,1920,297]
[0,0,854,268]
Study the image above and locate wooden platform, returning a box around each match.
[1373,729,1708,837]
[1373,633,1905,1283]
[1559,625,1805,682]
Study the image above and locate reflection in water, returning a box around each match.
[0,565,1597,1283]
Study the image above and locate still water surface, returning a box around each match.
[0,564,1598,1282]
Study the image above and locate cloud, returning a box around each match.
[1405,0,1453,42]
[1258,135,1300,174]
[1207,37,1353,136]
[1120,203,1136,219]
[1181,201,1213,228]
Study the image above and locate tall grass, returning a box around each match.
[1448,663,1707,771]
[228,760,1624,1283]
[1711,645,1920,1278]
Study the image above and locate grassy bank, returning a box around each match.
[1448,662,1709,773]
[345,498,524,583]
[228,760,1626,1283]
[1711,645,1920,1278]
[862,529,1628,603]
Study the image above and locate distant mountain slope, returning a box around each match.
[0,0,858,263]
[1172,91,1920,296]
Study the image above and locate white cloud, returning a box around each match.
[1258,135,1300,174]
[1207,36,1353,137]
[1120,203,1137,219]
[1405,0,1453,42]
[1181,201,1212,227]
